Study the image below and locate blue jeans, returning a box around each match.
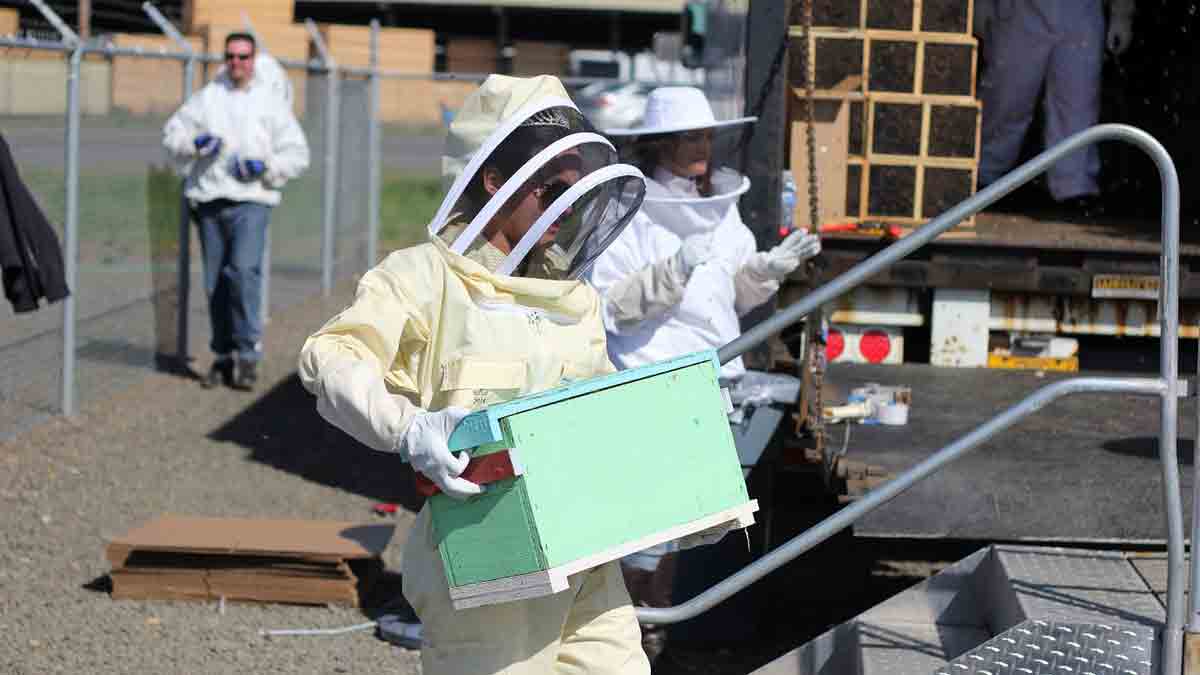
[194,200,270,363]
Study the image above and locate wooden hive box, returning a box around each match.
[799,0,973,36]
[427,350,758,610]
[788,89,862,229]
[790,27,865,92]
[866,30,977,97]
[793,27,977,97]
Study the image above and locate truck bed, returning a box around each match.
[816,211,1200,298]
[824,362,1195,543]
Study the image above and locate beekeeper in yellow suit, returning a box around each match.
[298,74,652,674]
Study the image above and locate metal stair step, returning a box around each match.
[751,545,1167,675]
[993,546,1165,628]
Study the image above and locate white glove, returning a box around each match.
[312,358,482,500]
[761,230,821,280]
[1106,0,1135,56]
[673,233,715,278]
[402,407,483,500]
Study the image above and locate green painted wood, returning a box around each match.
[430,352,749,590]
[431,437,546,587]
[447,350,720,451]
[512,358,746,568]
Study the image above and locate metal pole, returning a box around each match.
[176,54,195,365]
[322,69,338,295]
[60,45,82,416]
[143,2,196,369]
[306,19,338,296]
[637,377,1167,626]
[367,19,381,269]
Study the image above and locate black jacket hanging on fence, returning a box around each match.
[0,134,69,313]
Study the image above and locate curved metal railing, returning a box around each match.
[638,124,1186,675]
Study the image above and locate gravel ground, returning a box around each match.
[0,273,965,675]
[0,279,424,674]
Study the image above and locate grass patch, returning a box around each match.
[380,170,442,251]
[17,162,441,265]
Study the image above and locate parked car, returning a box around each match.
[576,82,651,131]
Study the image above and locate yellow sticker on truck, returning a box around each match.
[1091,274,1159,300]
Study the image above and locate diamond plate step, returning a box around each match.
[993,546,1165,629]
[935,620,1155,675]
[752,545,1166,675]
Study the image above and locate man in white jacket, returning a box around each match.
[163,32,310,390]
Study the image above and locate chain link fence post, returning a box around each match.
[367,19,381,270]
[60,44,81,416]
[307,19,338,297]
[143,2,195,369]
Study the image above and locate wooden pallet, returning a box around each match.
[797,0,974,36]
[791,28,977,97]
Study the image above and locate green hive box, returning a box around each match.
[431,350,758,610]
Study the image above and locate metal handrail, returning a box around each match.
[643,124,1185,675]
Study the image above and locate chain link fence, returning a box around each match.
[0,18,392,439]
[0,8,671,439]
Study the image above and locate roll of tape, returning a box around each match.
[877,402,909,426]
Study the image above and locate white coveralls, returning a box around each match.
[298,74,651,675]
[162,64,309,206]
[977,0,1126,201]
[588,167,781,383]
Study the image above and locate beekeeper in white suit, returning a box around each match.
[296,74,707,674]
[976,0,1136,206]
[163,31,309,391]
[588,86,820,386]
[586,85,821,663]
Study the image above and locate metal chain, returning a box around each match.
[800,0,826,462]
[802,0,820,231]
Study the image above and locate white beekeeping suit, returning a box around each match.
[589,87,821,383]
[976,0,1136,202]
[162,53,308,206]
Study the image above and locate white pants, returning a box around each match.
[402,508,652,675]
[978,0,1105,200]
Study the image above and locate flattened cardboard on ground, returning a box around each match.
[106,515,394,567]
[106,515,393,606]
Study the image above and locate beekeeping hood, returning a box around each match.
[606,86,756,238]
[428,74,645,280]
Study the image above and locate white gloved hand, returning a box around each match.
[761,230,822,280]
[1106,0,1134,56]
[402,407,483,500]
[673,233,715,278]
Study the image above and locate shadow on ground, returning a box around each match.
[1102,436,1195,464]
[209,374,424,512]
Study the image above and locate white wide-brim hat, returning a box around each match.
[605,86,756,137]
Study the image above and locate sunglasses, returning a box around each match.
[531,179,571,210]
[224,52,254,62]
